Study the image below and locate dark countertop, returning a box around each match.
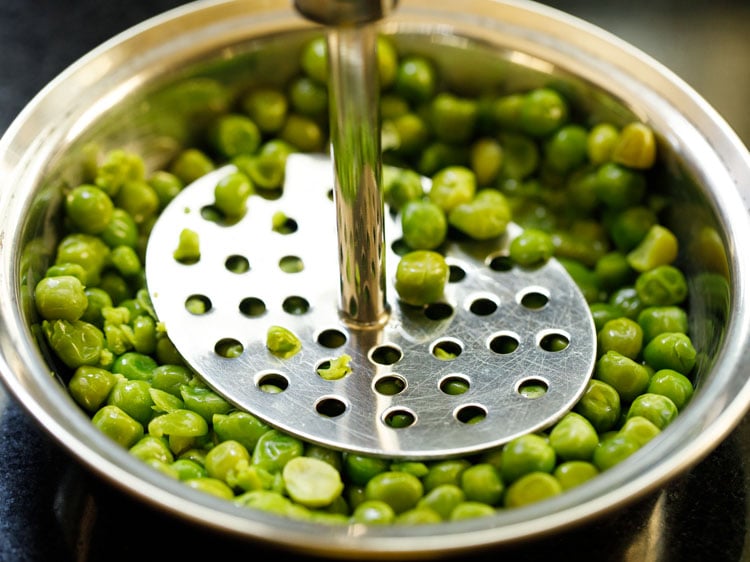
[2,1,750,560]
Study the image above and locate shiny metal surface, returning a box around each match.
[1,0,750,558]
[146,153,596,458]
[294,0,397,26]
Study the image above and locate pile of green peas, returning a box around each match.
[31,34,699,525]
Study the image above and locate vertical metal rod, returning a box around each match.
[327,24,389,328]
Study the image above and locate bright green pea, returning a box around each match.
[470,137,504,186]
[590,302,625,333]
[383,165,424,211]
[100,208,139,249]
[618,415,661,447]
[173,228,200,264]
[171,458,208,481]
[430,92,478,144]
[35,275,88,321]
[635,265,688,307]
[647,369,694,410]
[180,384,232,422]
[608,286,645,319]
[300,36,328,84]
[266,324,302,359]
[429,166,477,214]
[595,163,646,210]
[115,180,159,225]
[592,433,641,471]
[500,434,556,484]
[595,251,635,292]
[44,262,88,283]
[68,365,118,413]
[565,168,600,214]
[351,500,396,525]
[344,453,390,486]
[637,306,689,343]
[55,233,110,286]
[553,461,599,490]
[65,185,114,234]
[450,502,496,521]
[587,122,620,165]
[205,440,251,483]
[185,477,235,500]
[110,245,142,277]
[642,332,696,374]
[460,463,504,505]
[627,224,679,272]
[42,319,104,368]
[95,149,145,197]
[241,87,288,133]
[574,379,621,433]
[169,148,215,185]
[390,461,428,479]
[627,393,679,429]
[595,350,651,403]
[509,228,555,267]
[251,429,304,473]
[504,472,562,508]
[234,139,295,191]
[213,411,270,451]
[288,76,328,117]
[130,435,174,464]
[131,314,156,354]
[448,189,511,241]
[210,114,261,158]
[304,445,343,473]
[107,379,154,425]
[148,409,209,438]
[279,114,324,153]
[401,199,447,250]
[423,459,471,492]
[365,471,424,514]
[544,124,588,174]
[283,456,344,508]
[394,55,437,104]
[519,88,568,137]
[394,507,442,525]
[394,250,449,306]
[387,113,431,157]
[213,172,253,219]
[91,404,144,448]
[597,317,643,360]
[150,364,192,397]
[549,412,599,462]
[149,387,183,413]
[148,170,184,210]
[490,93,523,131]
[112,351,157,381]
[416,484,465,519]
[608,206,658,252]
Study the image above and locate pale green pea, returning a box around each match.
[394,507,443,525]
[251,429,304,473]
[149,387,184,413]
[401,199,447,250]
[423,459,472,492]
[553,461,599,490]
[612,122,657,169]
[647,369,694,410]
[179,385,232,421]
[266,325,302,359]
[504,472,563,508]
[470,137,504,186]
[214,172,253,219]
[35,275,88,321]
[129,435,174,464]
[618,415,661,447]
[593,433,641,471]
[597,316,643,359]
[185,477,235,500]
[205,440,251,483]
[509,228,555,267]
[627,225,679,272]
[148,409,209,437]
[548,411,599,462]
[42,319,104,369]
[68,365,118,413]
[627,393,679,429]
[91,405,144,448]
[501,434,556,483]
[448,189,511,241]
[417,484,465,520]
[460,463,504,505]
[173,228,200,263]
[365,471,424,514]
[351,500,396,525]
[429,166,477,213]
[587,123,620,165]
[213,411,270,451]
[282,456,344,508]
[450,502,496,521]
[171,458,208,481]
[642,332,696,374]
[595,350,651,403]
[574,379,621,433]
[637,306,688,343]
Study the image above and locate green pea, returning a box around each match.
[416,484,465,520]
[519,88,568,137]
[548,411,599,462]
[42,319,104,368]
[394,250,449,306]
[351,500,396,525]
[595,163,646,210]
[148,170,184,210]
[91,404,144,448]
[642,332,697,374]
[597,317,643,360]
[365,471,424,514]
[213,172,253,220]
[500,434,556,484]
[169,148,215,185]
[627,393,679,429]
[544,124,588,174]
[235,139,295,191]
[635,265,688,307]
[44,262,88,283]
[213,411,270,451]
[344,453,390,486]
[241,87,288,133]
[180,384,232,422]
[383,165,424,211]
[618,415,661,447]
[553,461,599,490]
[131,314,156,355]
[401,199,447,250]
[394,507,442,525]
[460,463,504,505]
[607,206,658,252]
[149,364,192,397]
[595,350,651,403]
[498,132,539,180]
[65,185,114,234]
[209,114,261,158]
[509,228,555,267]
[279,114,324,153]
[595,251,635,292]
[574,379,621,433]
[470,137,504,186]
[430,92,478,144]
[112,351,157,381]
[558,257,604,304]
[171,458,208,481]
[626,224,679,272]
[612,122,656,169]
[107,379,154,425]
[288,76,328,117]
[592,432,641,471]
[429,166,476,214]
[609,286,645,319]
[129,435,174,464]
[149,387,183,414]
[587,122,620,165]
[101,208,139,249]
[148,409,209,438]
[205,440,251,483]
[110,245,142,277]
[647,369,694,410]
[417,142,470,177]
[423,459,471,492]
[448,189,512,241]
[251,429,304,473]
[173,228,200,263]
[450,502,496,521]
[300,36,328,83]
[283,456,344,508]
[386,112,430,156]
[490,93,524,131]
[95,149,145,197]
[304,445,344,473]
[589,302,625,333]
[115,180,159,225]
[637,306,688,343]
[394,55,437,104]
[55,233,110,286]
[68,365,118,413]
[35,275,88,321]
[504,472,562,508]
[185,477,235,500]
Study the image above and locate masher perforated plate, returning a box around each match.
[145,153,596,459]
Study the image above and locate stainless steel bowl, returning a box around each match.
[2,0,750,558]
